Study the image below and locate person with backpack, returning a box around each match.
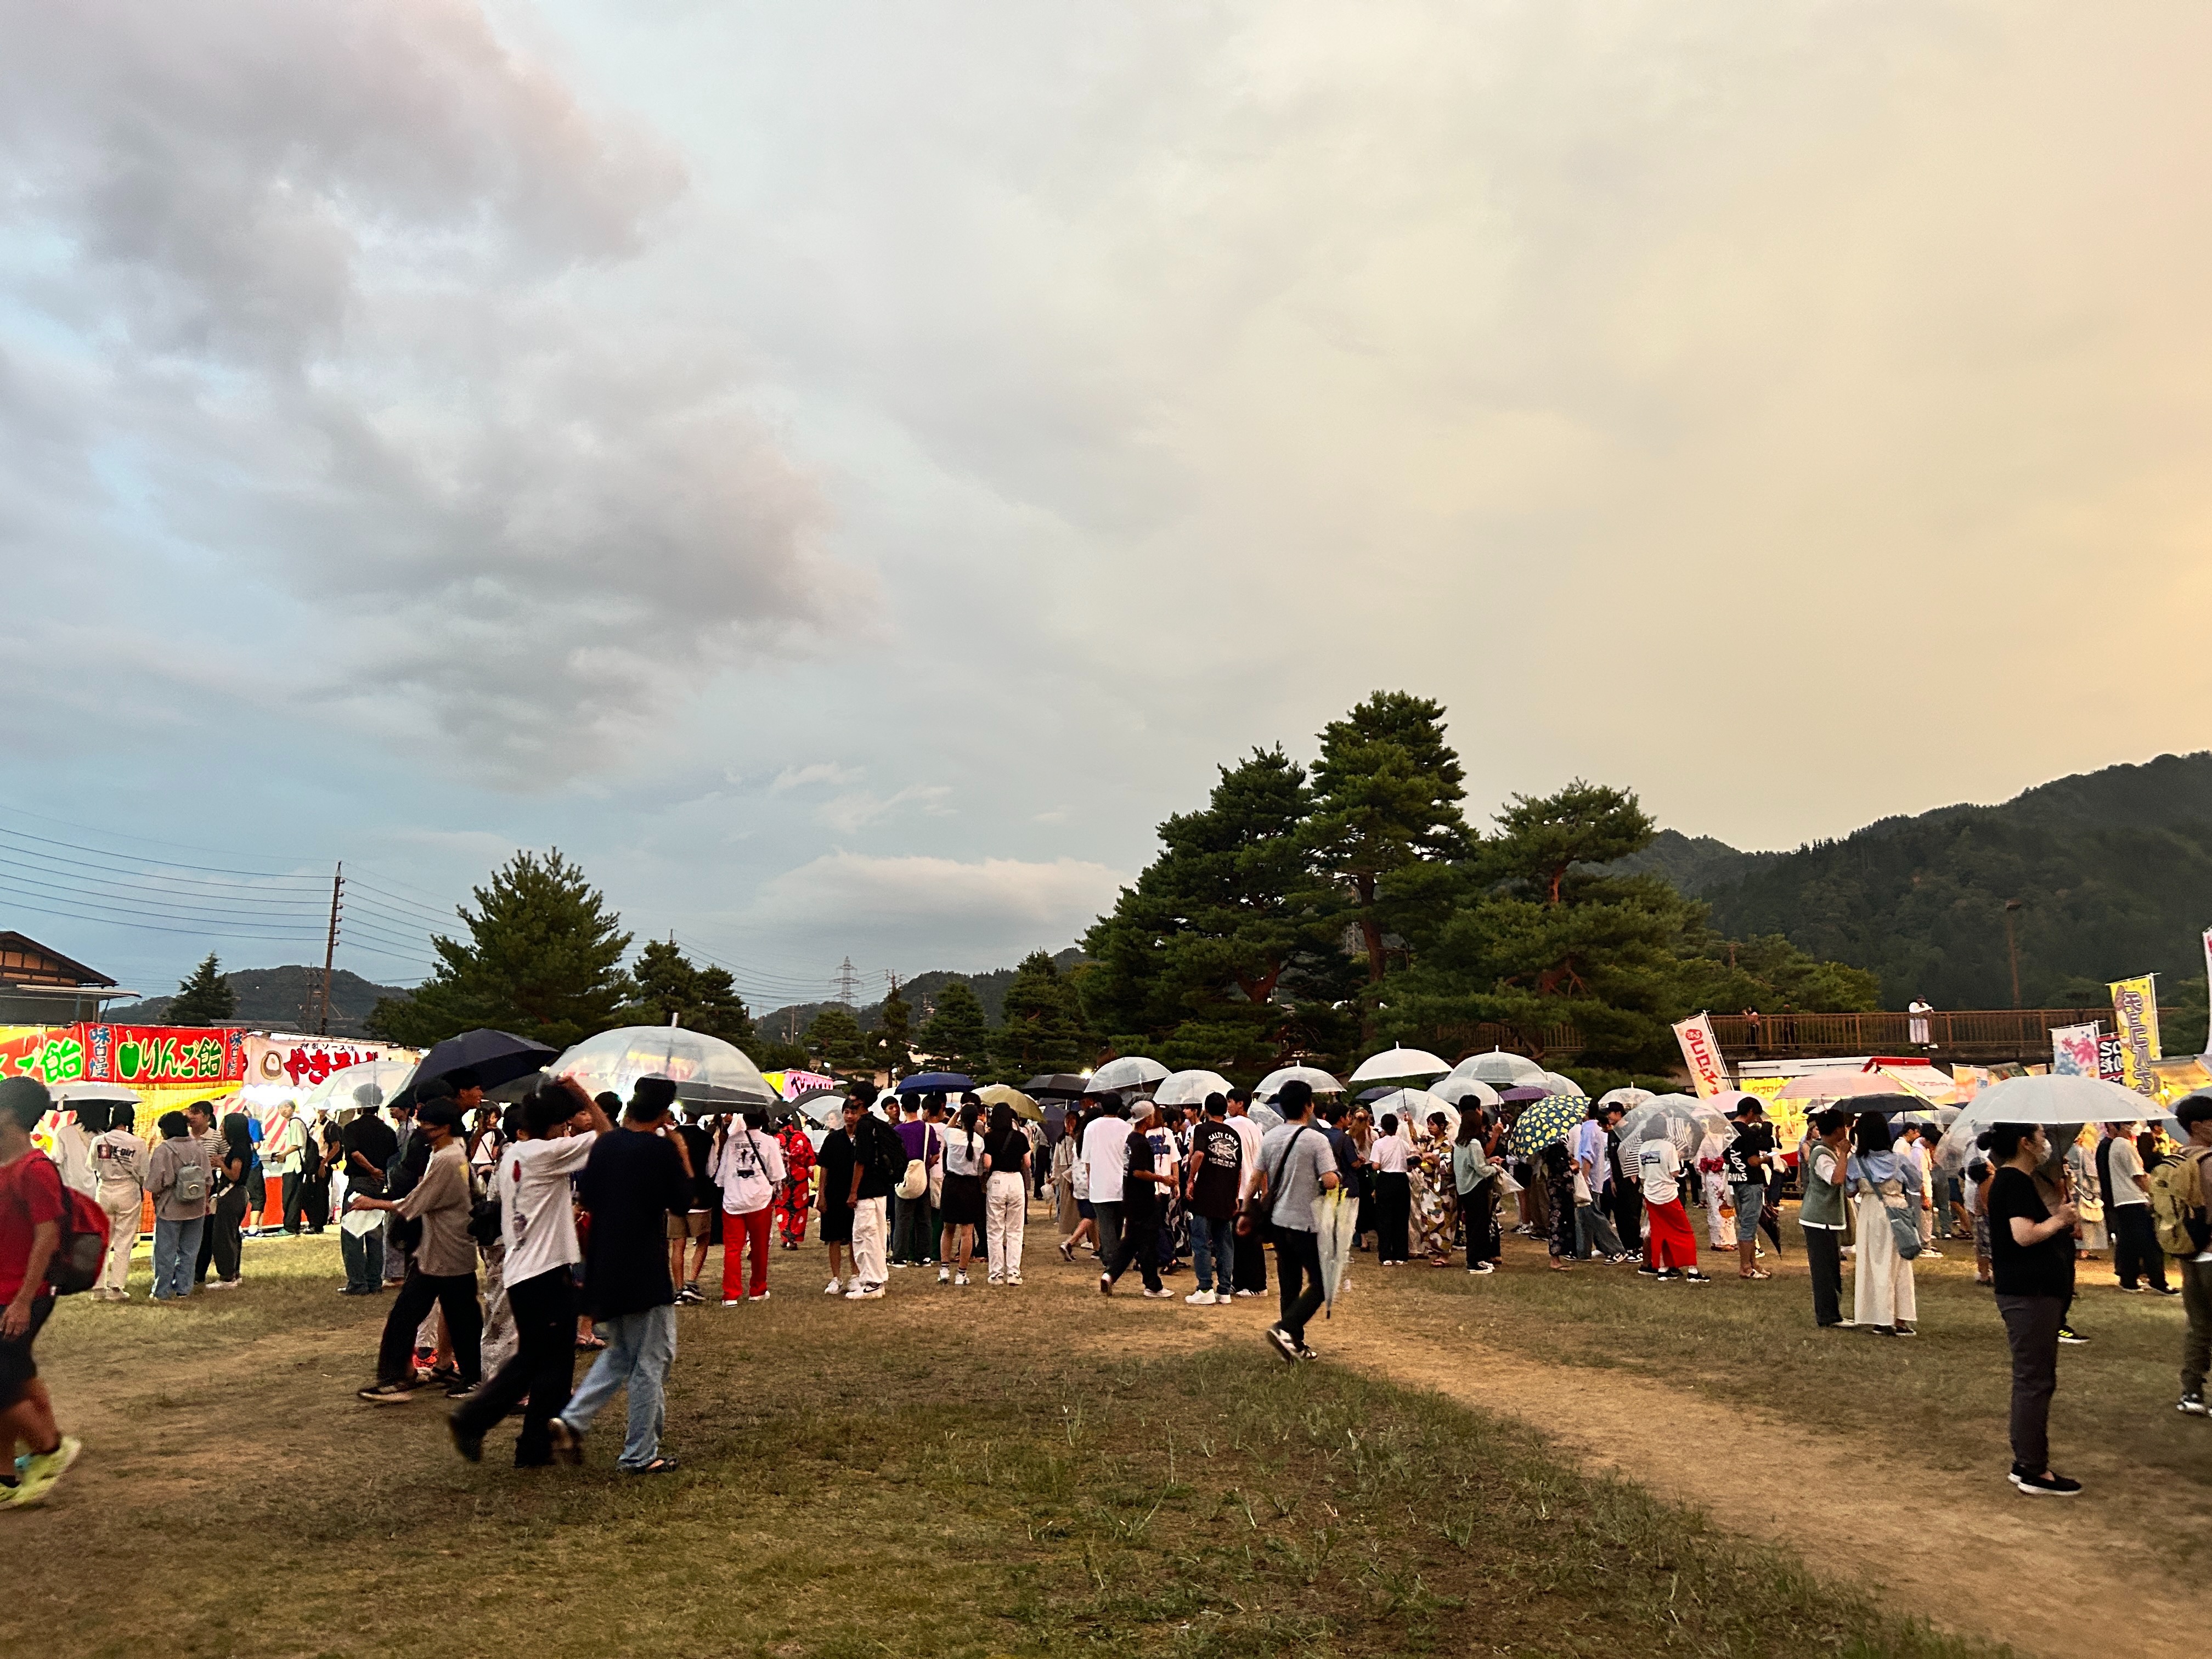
[842,1084,900,1301]
[1252,1080,1341,1361]
[1847,1112,1918,1336]
[0,1077,82,1508]
[2159,1094,2212,1417]
[146,1109,216,1301]
[90,1104,147,1301]
[709,1108,785,1305]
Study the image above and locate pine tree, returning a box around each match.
[627,939,757,1046]
[805,1005,870,1075]
[993,950,1093,1076]
[870,982,913,1077]
[364,849,633,1049]
[917,978,993,1077]
[1302,692,1471,992]
[168,953,237,1024]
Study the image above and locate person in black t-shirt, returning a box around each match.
[1101,1099,1170,1297]
[1184,1094,1244,1304]
[1984,1122,2081,1497]
[669,1112,716,1305]
[338,1098,399,1294]
[816,1114,857,1295]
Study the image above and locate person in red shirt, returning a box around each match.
[1,1076,80,1508]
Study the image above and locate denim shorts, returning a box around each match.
[1732,1182,1764,1235]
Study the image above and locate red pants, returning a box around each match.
[1645,1197,1698,1270]
[722,1207,772,1300]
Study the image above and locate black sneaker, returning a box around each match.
[449,1417,484,1462]
[2058,1326,2090,1345]
[356,1381,419,1404]
[1679,1269,1714,1284]
[2012,1468,2082,1497]
[1635,1265,1661,1277]
[1651,1268,1680,1282]
[1293,1343,1320,1362]
[2153,1285,2182,1297]
[1265,1325,1300,1364]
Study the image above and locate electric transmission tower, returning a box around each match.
[834,956,860,1006]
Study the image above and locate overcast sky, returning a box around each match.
[4,2,2208,1007]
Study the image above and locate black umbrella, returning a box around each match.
[392,1029,557,1111]
[1025,1074,1090,1098]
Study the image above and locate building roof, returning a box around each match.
[0,932,118,990]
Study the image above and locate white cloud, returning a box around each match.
[746,851,1125,970]
[770,761,864,793]
[816,785,953,836]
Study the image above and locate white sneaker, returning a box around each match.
[986,1275,1003,1285]
[938,1266,952,1284]
[721,1299,743,1307]
[1186,1289,1217,1305]
[824,1278,842,1296]
[845,1283,884,1300]
[1234,1288,1257,1298]
[954,1272,969,1286]
[1006,1274,1022,1286]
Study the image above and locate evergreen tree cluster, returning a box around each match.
[1081,691,1878,1079]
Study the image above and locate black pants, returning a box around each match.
[209,1182,249,1281]
[2113,1204,2169,1290]
[1104,1202,1162,1291]
[1375,1171,1412,1263]
[1610,1182,1643,1254]
[1274,1226,1325,1347]
[1232,1226,1267,1293]
[1462,1179,1499,1266]
[454,1267,577,1466]
[1996,1293,2063,1472]
[1757,1185,1784,1253]
[299,1176,330,1231]
[281,1172,306,1233]
[376,1268,482,1387]
[1804,1226,1845,1325]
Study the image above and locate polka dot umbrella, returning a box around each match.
[1504,1090,1591,1157]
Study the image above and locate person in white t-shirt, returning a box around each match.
[1081,1105,1134,1267]
[1368,1115,1412,1265]
[449,1078,610,1467]
[711,1109,787,1305]
[1223,1090,1267,1296]
[1634,1137,1709,1283]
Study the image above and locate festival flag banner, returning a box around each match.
[2050,1022,2101,1077]
[0,1024,249,1089]
[1672,1013,1730,1099]
[2203,926,2212,1055]
[241,1034,411,1093]
[2097,1036,2128,1085]
[2108,975,2162,1097]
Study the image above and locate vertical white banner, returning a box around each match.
[1673,1013,1731,1098]
[2203,927,2212,1057]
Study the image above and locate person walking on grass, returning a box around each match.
[1985,1122,2082,1496]
[2102,1120,2174,1296]
[1573,1103,1629,1263]
[2166,1094,2212,1418]
[1225,1088,1268,1298]
[843,1088,900,1301]
[668,1110,715,1305]
[1255,1080,1340,1361]
[551,1077,693,1474]
[0,1078,80,1509]
[1081,1098,1133,1273]
[1454,1106,1502,1274]
[450,1081,610,1464]
[90,1104,146,1301]
[1724,1098,1773,1281]
[1183,1094,1243,1305]
[1799,1109,1853,1328]
[1633,1133,1711,1284]
[980,1101,1031,1286]
[710,1108,784,1306]
[936,1098,986,1286]
[352,1099,483,1403]
[1099,1098,1172,1299]
[1848,1113,1918,1338]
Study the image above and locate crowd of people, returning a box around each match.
[4,1060,2211,1511]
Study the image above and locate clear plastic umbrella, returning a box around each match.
[1350,1046,1452,1082]
[1255,1065,1344,1100]
[1154,1069,1235,1107]
[1596,1086,1656,1113]
[1932,1072,2163,1172]
[1615,1094,1729,1160]
[299,1059,417,1118]
[1086,1055,1169,1093]
[1431,1075,1502,1113]
[1539,1071,1584,1098]
[551,1026,774,1108]
[1451,1049,1548,1088]
[1365,1086,1458,1142]
[1247,1102,1284,1131]
[1317,1186,1359,1317]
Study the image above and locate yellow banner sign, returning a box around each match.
[2108,974,2162,1097]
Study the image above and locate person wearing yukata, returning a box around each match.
[774,1115,815,1249]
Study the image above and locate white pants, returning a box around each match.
[1853,1193,1917,1327]
[1705,1183,1736,1249]
[984,1172,1026,1280]
[97,1184,142,1294]
[851,1195,889,1287]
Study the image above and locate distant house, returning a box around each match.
[0,933,133,1024]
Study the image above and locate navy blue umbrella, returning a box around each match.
[896,1071,976,1095]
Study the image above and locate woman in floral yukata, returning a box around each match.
[774,1114,816,1248]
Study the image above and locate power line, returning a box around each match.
[0,823,326,887]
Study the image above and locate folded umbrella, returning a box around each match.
[1317,1186,1359,1318]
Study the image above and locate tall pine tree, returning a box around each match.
[168,953,236,1024]
[805,1006,870,1075]
[917,978,994,1077]
[993,950,1092,1076]
[625,939,757,1046]
[365,850,633,1049]
[870,981,914,1077]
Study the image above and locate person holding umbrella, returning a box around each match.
[1985,1121,2083,1496]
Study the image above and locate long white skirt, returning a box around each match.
[1853,1193,1917,1327]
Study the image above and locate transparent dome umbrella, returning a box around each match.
[550,1025,774,1109]
[1154,1069,1235,1108]
[1614,1094,1730,1161]
[1085,1055,1170,1094]
[1349,1046,1452,1084]
[298,1059,418,1119]
[1254,1065,1344,1101]
[1451,1050,1548,1088]
[1932,1071,2166,1173]
[1364,1087,1459,1142]
[1431,1076,1502,1113]
[1596,1086,1656,1113]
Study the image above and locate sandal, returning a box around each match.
[625,1455,681,1476]
[575,1335,607,1352]
[1739,1268,1771,1280]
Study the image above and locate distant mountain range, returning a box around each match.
[108,966,405,1039]
[758,946,1087,1040]
[1609,752,2212,1015]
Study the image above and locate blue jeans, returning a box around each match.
[561,1305,677,1469]
[1189,1212,1237,1292]
[152,1216,204,1299]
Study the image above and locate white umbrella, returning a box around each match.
[1616,1094,1729,1161]
[1255,1065,1344,1100]
[551,1026,775,1108]
[1596,1086,1655,1113]
[298,1059,417,1117]
[1317,1187,1359,1317]
[1431,1075,1502,1112]
[1365,1087,1459,1142]
[1349,1046,1451,1083]
[1247,1102,1284,1131]
[1932,1072,2163,1172]
[1154,1069,1235,1107]
[51,1082,142,1105]
[1085,1055,1170,1093]
[1451,1049,1548,1088]
[1776,1069,1917,1101]
[1539,1071,1584,1098]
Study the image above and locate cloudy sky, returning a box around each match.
[4,2,2208,1007]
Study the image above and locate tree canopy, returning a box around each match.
[169,953,236,1024]
[917,978,994,1077]
[625,939,756,1046]
[992,950,1092,1076]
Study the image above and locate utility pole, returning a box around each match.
[2002,899,2023,1011]
[318,862,343,1035]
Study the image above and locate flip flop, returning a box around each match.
[625,1455,681,1475]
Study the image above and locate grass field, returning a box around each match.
[4,1223,2029,1659]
